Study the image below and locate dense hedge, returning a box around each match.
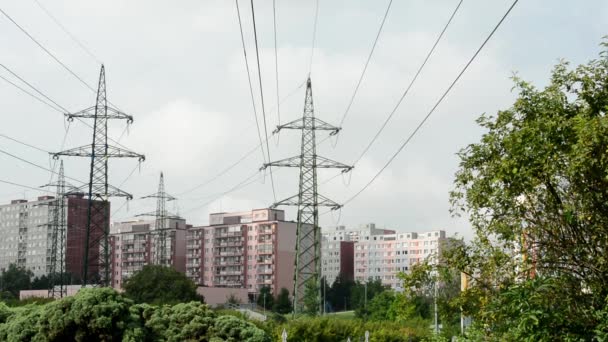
[0,288,270,342]
[272,316,431,342]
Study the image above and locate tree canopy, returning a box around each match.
[448,38,608,339]
[123,265,201,305]
[0,264,33,299]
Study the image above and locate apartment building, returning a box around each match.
[354,230,446,290]
[186,209,304,297]
[0,194,106,279]
[321,223,395,285]
[109,218,187,288]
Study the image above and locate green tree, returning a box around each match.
[352,279,387,318]
[31,275,49,290]
[0,264,33,299]
[273,288,292,314]
[302,278,320,316]
[327,274,354,311]
[256,286,274,311]
[123,265,200,305]
[449,39,608,339]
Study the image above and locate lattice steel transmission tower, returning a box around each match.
[136,172,180,266]
[53,65,145,286]
[45,161,69,298]
[262,77,352,314]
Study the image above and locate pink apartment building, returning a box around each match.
[110,218,187,288]
[186,209,304,297]
[354,230,446,290]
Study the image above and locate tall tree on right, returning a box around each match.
[449,39,608,339]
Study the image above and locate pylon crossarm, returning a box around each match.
[66,183,133,199]
[136,211,181,220]
[52,145,145,161]
[263,155,302,169]
[271,193,341,209]
[66,106,134,123]
[140,193,177,201]
[271,194,300,207]
[275,117,340,134]
[314,156,353,169]
[263,155,352,170]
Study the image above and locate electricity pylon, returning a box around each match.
[136,172,180,266]
[44,161,70,298]
[262,77,353,314]
[53,65,145,286]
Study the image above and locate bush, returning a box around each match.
[275,317,431,342]
[0,287,272,341]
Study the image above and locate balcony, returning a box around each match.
[215,231,242,238]
[217,240,243,247]
[256,278,273,285]
[256,268,273,275]
[215,260,242,266]
[256,248,273,255]
[214,250,243,257]
[217,270,243,276]
[256,258,273,265]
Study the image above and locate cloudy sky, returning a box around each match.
[1,0,606,239]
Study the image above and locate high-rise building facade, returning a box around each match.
[109,218,187,288]
[186,209,305,297]
[354,230,446,290]
[321,223,395,285]
[0,194,106,280]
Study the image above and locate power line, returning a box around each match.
[32,0,102,65]
[0,7,97,93]
[337,0,393,128]
[340,0,519,208]
[250,0,277,202]
[235,0,267,165]
[1,7,125,113]
[0,64,134,152]
[309,0,320,74]
[175,79,309,197]
[0,147,86,185]
[0,178,52,194]
[273,0,281,126]
[0,63,71,113]
[0,74,64,113]
[352,0,463,166]
[0,132,49,153]
[182,170,262,215]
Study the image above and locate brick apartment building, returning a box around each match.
[0,194,107,281]
[110,218,187,288]
[186,209,306,297]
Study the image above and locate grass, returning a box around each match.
[325,310,356,320]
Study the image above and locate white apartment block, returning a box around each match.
[354,230,446,290]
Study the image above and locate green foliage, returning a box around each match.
[257,286,274,311]
[273,287,292,314]
[352,279,388,318]
[0,288,272,341]
[326,275,355,311]
[213,315,271,342]
[275,316,430,342]
[449,38,608,340]
[0,263,33,298]
[302,278,320,316]
[226,293,241,305]
[123,265,200,305]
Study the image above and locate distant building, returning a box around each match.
[0,194,107,280]
[354,230,446,290]
[109,218,187,288]
[321,223,395,285]
[186,209,307,297]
